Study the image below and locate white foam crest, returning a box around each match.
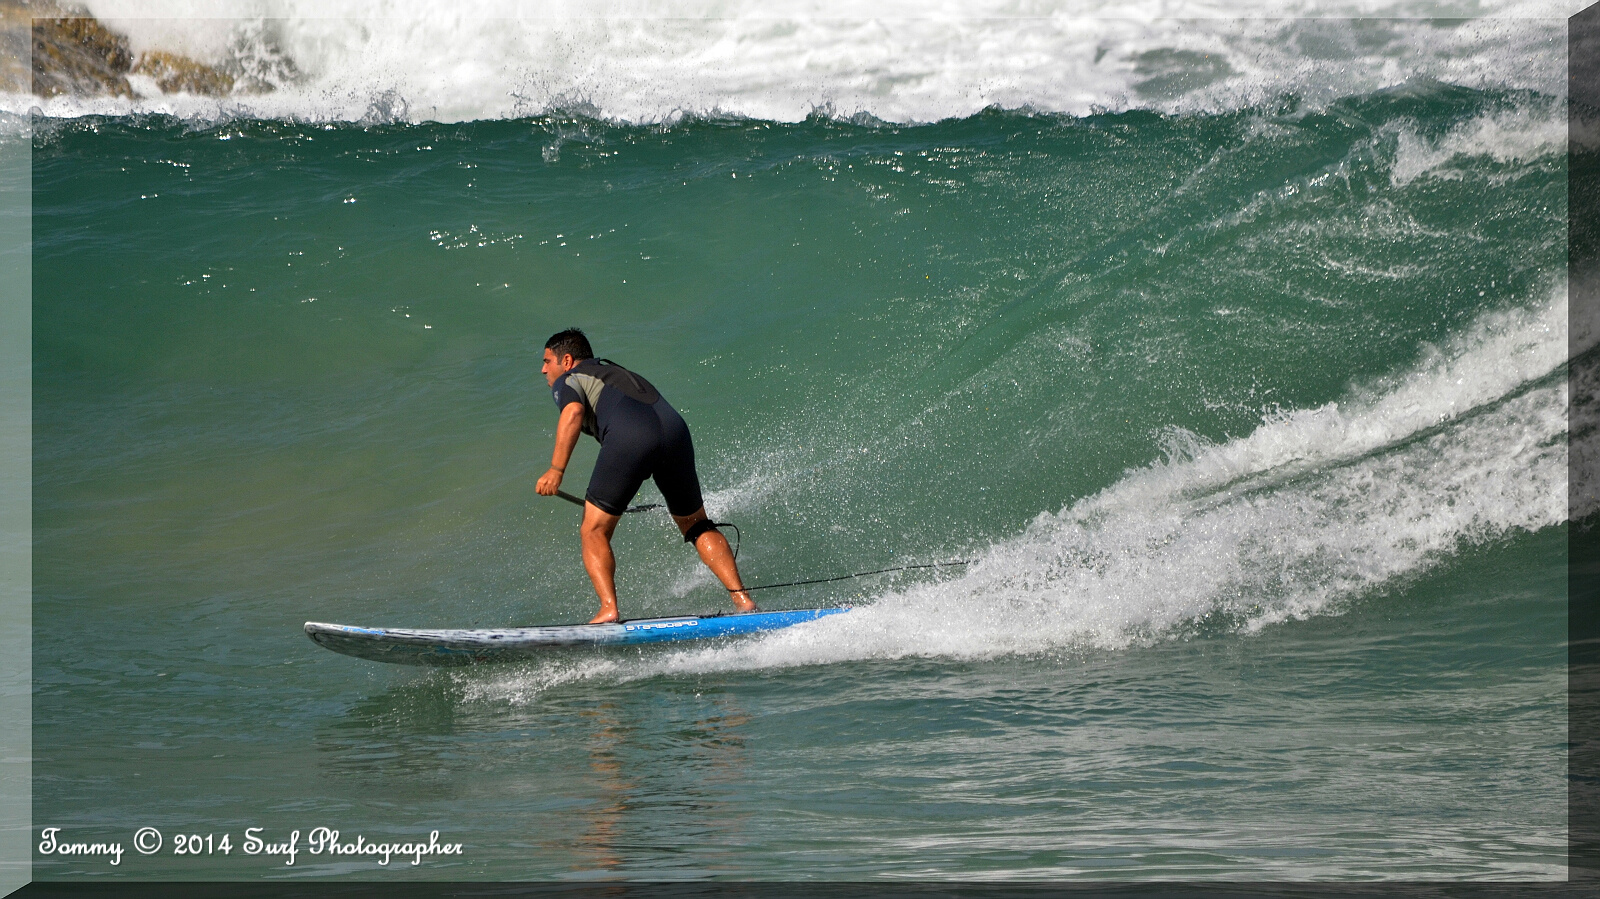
[10,0,1575,124]
[1390,102,1567,187]
[464,288,1573,702]
[1082,283,1570,517]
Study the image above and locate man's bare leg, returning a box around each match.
[673,507,758,613]
[581,502,624,623]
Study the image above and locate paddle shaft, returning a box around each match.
[554,490,660,514]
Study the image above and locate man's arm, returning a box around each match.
[536,402,585,496]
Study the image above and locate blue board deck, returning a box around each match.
[304,607,851,666]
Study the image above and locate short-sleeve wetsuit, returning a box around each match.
[551,358,704,517]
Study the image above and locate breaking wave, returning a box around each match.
[13,0,1579,124]
[462,282,1576,702]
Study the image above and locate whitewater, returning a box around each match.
[12,0,1586,124]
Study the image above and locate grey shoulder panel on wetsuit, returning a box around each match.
[562,371,606,438]
[558,359,664,440]
[575,359,661,405]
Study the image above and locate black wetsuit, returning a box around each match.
[551,358,704,517]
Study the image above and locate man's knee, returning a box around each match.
[581,509,620,541]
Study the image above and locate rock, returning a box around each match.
[133,50,234,96]
[26,2,240,99]
[31,3,138,98]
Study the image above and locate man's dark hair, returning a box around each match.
[544,328,594,361]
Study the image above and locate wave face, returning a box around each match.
[12,0,1581,123]
[31,84,1573,654]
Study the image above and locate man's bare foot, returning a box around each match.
[730,589,758,613]
[588,607,620,624]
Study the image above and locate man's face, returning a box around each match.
[541,349,576,387]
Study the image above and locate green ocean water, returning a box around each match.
[31,83,1571,880]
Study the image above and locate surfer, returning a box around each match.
[535,328,758,624]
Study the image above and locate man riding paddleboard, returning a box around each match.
[536,328,758,623]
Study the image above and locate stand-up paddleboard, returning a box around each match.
[305,607,850,666]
